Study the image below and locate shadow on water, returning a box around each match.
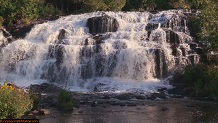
[40,99,218,123]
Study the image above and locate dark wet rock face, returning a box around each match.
[147,92,167,100]
[30,83,62,94]
[5,16,59,39]
[6,25,34,39]
[56,29,67,44]
[154,49,168,78]
[146,23,159,31]
[54,45,65,65]
[87,15,119,35]
[0,28,14,48]
[165,29,180,44]
[58,29,66,40]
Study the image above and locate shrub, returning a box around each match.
[57,89,74,111]
[29,89,41,110]
[0,82,33,119]
[182,64,218,98]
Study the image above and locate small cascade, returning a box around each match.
[0,10,200,92]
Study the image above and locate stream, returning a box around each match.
[39,98,218,123]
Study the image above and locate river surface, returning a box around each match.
[39,99,218,123]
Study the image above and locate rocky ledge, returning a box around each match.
[5,16,60,39]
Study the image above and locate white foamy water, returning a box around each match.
[0,10,200,93]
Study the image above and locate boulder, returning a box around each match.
[114,93,134,100]
[56,29,67,44]
[39,109,50,115]
[87,15,119,35]
[58,29,66,41]
[147,92,167,100]
[146,23,159,31]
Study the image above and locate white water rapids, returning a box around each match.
[0,10,200,93]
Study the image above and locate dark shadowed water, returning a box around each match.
[40,99,218,123]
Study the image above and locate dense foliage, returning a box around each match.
[46,0,126,13]
[57,89,74,111]
[181,64,218,99]
[0,0,60,26]
[199,1,218,52]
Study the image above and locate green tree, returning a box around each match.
[0,0,59,26]
[45,0,84,14]
[200,0,218,52]
[185,0,204,9]
[140,0,156,11]
[185,0,218,52]
[123,0,171,11]
[80,0,107,12]
[79,0,126,12]
[104,0,126,11]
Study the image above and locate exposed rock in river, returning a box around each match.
[87,15,119,35]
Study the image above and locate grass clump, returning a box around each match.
[0,82,33,119]
[57,89,74,111]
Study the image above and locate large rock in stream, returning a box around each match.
[87,15,119,35]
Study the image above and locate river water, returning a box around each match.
[40,99,218,123]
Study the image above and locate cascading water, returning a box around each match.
[0,10,200,93]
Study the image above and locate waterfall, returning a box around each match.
[0,10,200,93]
